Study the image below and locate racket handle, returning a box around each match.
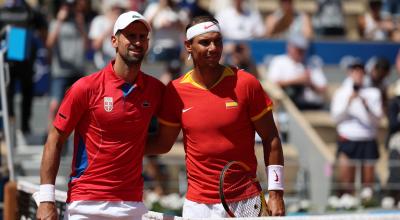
[260,193,270,216]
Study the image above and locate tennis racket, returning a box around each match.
[219,161,269,217]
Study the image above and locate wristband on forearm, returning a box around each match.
[267,165,284,191]
[38,184,55,203]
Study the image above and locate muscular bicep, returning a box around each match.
[253,111,284,166]
[40,126,70,185]
[253,111,280,142]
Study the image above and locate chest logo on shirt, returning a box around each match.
[225,100,238,109]
[104,97,113,112]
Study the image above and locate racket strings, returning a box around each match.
[220,161,266,217]
[227,195,262,217]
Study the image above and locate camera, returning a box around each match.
[353,84,361,92]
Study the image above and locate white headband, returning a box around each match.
[186,21,221,40]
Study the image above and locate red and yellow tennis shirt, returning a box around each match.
[53,61,165,202]
[159,66,273,203]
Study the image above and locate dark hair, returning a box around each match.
[375,57,390,72]
[185,15,219,33]
[369,0,382,8]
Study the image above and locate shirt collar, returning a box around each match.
[180,66,235,90]
[105,60,144,89]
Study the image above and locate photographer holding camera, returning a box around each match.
[46,0,94,134]
[330,58,383,201]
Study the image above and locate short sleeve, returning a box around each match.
[246,73,273,121]
[53,79,90,134]
[158,82,183,127]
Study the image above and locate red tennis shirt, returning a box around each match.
[53,61,165,202]
[159,66,273,203]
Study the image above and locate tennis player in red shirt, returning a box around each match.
[36,11,164,220]
[146,15,285,217]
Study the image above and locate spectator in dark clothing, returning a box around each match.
[225,42,260,79]
[0,0,47,134]
[367,57,391,114]
[384,82,400,206]
[180,0,212,18]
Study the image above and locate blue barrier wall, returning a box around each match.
[245,39,400,65]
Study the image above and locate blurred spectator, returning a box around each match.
[89,0,128,70]
[127,0,147,13]
[366,57,391,114]
[265,0,313,39]
[144,117,170,195]
[397,48,400,74]
[143,0,186,63]
[384,80,400,206]
[384,51,400,204]
[159,59,182,85]
[313,0,346,38]
[180,0,212,19]
[381,0,400,24]
[266,34,327,110]
[381,0,400,41]
[330,59,383,198]
[143,155,169,195]
[224,42,260,79]
[358,0,394,41]
[343,56,392,113]
[215,0,265,40]
[46,0,91,131]
[0,0,48,134]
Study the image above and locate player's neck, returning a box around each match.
[113,59,141,84]
[192,64,224,89]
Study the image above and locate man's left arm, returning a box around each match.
[253,110,285,216]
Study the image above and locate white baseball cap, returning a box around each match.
[113,11,151,35]
[287,33,309,50]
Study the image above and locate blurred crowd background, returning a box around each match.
[1,0,400,215]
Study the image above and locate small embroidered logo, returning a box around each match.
[104,97,113,112]
[204,23,215,29]
[274,170,279,182]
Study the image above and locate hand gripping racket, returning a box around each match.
[219,161,269,217]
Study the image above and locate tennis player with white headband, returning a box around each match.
[145,15,285,217]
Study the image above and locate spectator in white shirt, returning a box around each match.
[267,34,327,110]
[265,0,313,39]
[215,0,265,40]
[89,0,128,70]
[331,58,383,198]
[143,0,186,62]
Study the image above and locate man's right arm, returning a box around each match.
[145,123,181,155]
[36,126,69,220]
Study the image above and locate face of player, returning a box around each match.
[186,32,223,68]
[112,21,149,65]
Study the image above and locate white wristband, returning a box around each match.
[267,165,284,191]
[38,184,55,203]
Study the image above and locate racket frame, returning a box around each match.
[219,161,268,217]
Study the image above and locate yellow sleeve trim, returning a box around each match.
[225,101,238,108]
[158,118,181,127]
[251,106,273,122]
